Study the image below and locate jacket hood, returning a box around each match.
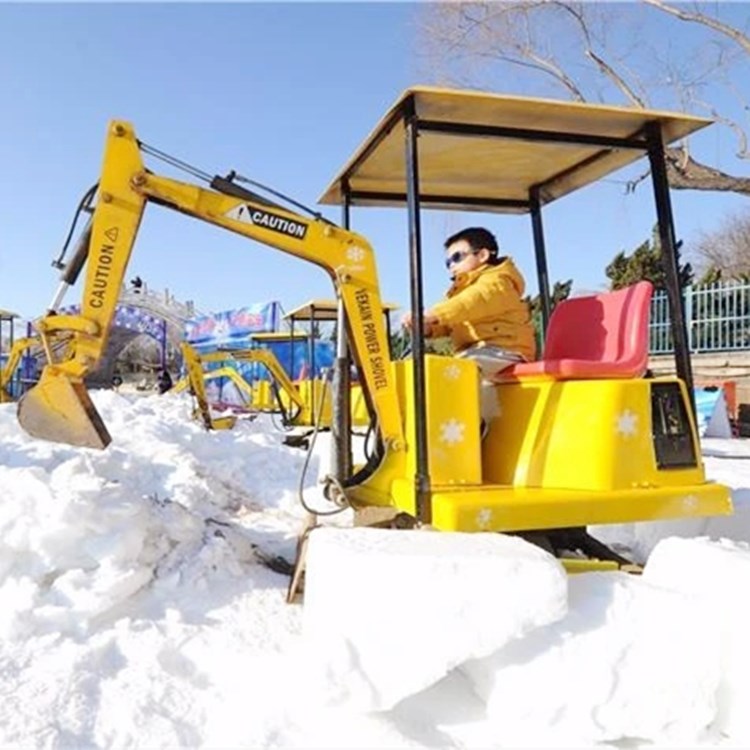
[494,256,526,296]
[451,256,526,296]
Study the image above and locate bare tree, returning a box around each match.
[693,210,750,279]
[417,1,750,195]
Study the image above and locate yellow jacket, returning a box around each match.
[430,258,537,360]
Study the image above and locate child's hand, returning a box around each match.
[402,310,439,337]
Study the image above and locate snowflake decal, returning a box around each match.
[346,246,366,263]
[444,364,462,381]
[616,409,638,438]
[439,419,465,445]
[476,508,493,530]
[682,494,699,513]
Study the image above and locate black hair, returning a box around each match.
[444,227,501,265]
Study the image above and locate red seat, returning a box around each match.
[495,281,654,381]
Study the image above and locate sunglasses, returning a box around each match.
[444,249,475,269]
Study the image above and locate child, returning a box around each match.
[403,226,536,428]
[404,227,535,365]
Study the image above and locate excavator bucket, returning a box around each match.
[17,370,111,449]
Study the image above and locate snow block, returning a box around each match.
[302,527,567,712]
[644,536,750,741]
[462,571,721,746]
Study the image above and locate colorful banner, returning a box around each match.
[260,339,334,380]
[185,302,281,347]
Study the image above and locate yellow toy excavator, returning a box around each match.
[177,342,249,431]
[280,298,399,429]
[1,334,72,403]
[175,299,395,432]
[0,337,37,403]
[175,341,306,431]
[17,88,731,566]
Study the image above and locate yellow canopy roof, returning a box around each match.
[250,331,310,341]
[284,298,399,322]
[318,86,711,214]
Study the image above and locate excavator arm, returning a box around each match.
[18,120,403,452]
[179,342,238,431]
[176,343,305,430]
[229,348,305,410]
[1,337,38,403]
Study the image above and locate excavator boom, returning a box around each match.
[17,120,403,452]
[229,348,306,409]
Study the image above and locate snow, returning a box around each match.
[643,537,750,740]
[303,527,567,711]
[463,572,721,746]
[2,389,750,747]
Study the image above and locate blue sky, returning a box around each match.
[1,2,749,327]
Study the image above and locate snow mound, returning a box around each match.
[644,536,750,741]
[463,570,721,746]
[303,526,567,711]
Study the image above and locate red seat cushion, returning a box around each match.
[493,281,654,382]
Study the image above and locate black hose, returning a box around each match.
[52,183,98,269]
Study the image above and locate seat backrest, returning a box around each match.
[542,281,654,369]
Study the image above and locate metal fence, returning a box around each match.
[650,281,750,354]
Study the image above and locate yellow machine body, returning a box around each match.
[351,384,369,426]
[347,355,731,531]
[261,378,371,428]
[250,379,276,412]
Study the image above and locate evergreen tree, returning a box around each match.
[605,226,693,291]
[388,325,455,357]
[389,327,411,359]
[698,266,722,286]
[527,280,573,319]
[525,279,573,354]
[697,265,750,285]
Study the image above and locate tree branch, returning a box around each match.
[417,1,750,199]
[665,147,750,195]
[554,2,647,107]
[694,100,750,160]
[643,0,750,56]
[586,49,646,108]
